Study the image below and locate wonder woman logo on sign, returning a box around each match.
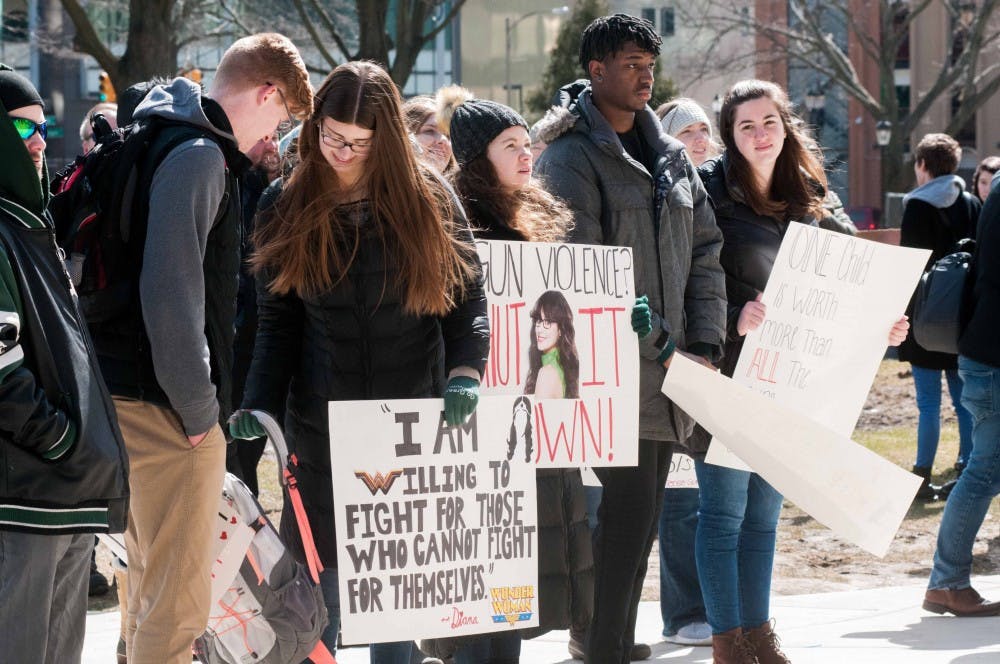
[489,584,535,625]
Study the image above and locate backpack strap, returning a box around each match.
[251,410,326,583]
[307,642,337,663]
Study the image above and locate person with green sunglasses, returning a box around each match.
[11,115,47,141]
[0,64,130,663]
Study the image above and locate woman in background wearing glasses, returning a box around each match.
[229,61,490,664]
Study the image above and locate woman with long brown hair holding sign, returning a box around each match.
[229,61,490,663]
[696,80,908,663]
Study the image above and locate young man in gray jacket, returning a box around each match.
[535,14,726,664]
[87,35,312,664]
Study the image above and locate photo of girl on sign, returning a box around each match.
[524,290,580,400]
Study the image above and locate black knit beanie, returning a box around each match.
[450,99,528,166]
[0,64,44,112]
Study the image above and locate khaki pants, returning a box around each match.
[115,398,226,664]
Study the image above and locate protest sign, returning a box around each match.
[666,453,698,489]
[663,353,921,557]
[707,224,929,469]
[477,240,638,467]
[580,451,697,488]
[329,397,539,644]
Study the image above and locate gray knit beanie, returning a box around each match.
[450,99,528,166]
[0,64,44,112]
[661,98,711,138]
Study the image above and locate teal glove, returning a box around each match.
[228,410,266,440]
[444,376,480,426]
[631,295,652,339]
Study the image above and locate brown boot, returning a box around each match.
[745,620,791,664]
[711,627,757,664]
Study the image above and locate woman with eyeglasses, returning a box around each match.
[419,99,591,664]
[525,291,580,401]
[228,61,490,664]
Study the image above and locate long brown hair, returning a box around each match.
[252,61,473,316]
[453,155,573,243]
[719,79,827,221]
[524,291,580,398]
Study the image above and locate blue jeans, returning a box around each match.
[912,365,974,468]
[658,487,707,635]
[452,631,522,663]
[929,356,1000,589]
[694,457,783,634]
[318,567,413,662]
[584,485,602,531]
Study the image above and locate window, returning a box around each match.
[660,8,675,37]
[2,0,29,43]
[641,8,656,27]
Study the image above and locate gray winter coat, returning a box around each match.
[535,89,726,442]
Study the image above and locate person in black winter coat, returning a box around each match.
[898,133,980,499]
[228,62,490,664]
[0,64,129,662]
[696,79,909,663]
[418,99,593,664]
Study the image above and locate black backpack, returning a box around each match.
[912,237,976,355]
[49,88,227,323]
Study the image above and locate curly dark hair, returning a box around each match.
[524,291,580,398]
[579,13,662,71]
[453,154,572,243]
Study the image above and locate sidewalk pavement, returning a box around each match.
[83,575,1000,663]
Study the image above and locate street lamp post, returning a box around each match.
[875,120,893,223]
[505,6,570,109]
[875,120,892,148]
[804,87,826,135]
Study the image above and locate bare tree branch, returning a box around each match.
[288,0,341,68]
[304,0,353,61]
[59,0,119,75]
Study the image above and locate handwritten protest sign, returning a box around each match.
[581,452,698,489]
[330,397,539,644]
[707,224,929,469]
[663,354,921,557]
[666,453,698,489]
[477,240,638,467]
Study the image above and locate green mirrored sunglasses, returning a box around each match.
[12,117,47,141]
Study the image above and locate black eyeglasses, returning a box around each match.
[319,127,372,155]
[12,117,47,141]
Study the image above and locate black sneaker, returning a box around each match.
[630,642,652,660]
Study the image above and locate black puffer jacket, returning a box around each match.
[242,187,490,566]
[471,207,594,636]
[687,154,851,453]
